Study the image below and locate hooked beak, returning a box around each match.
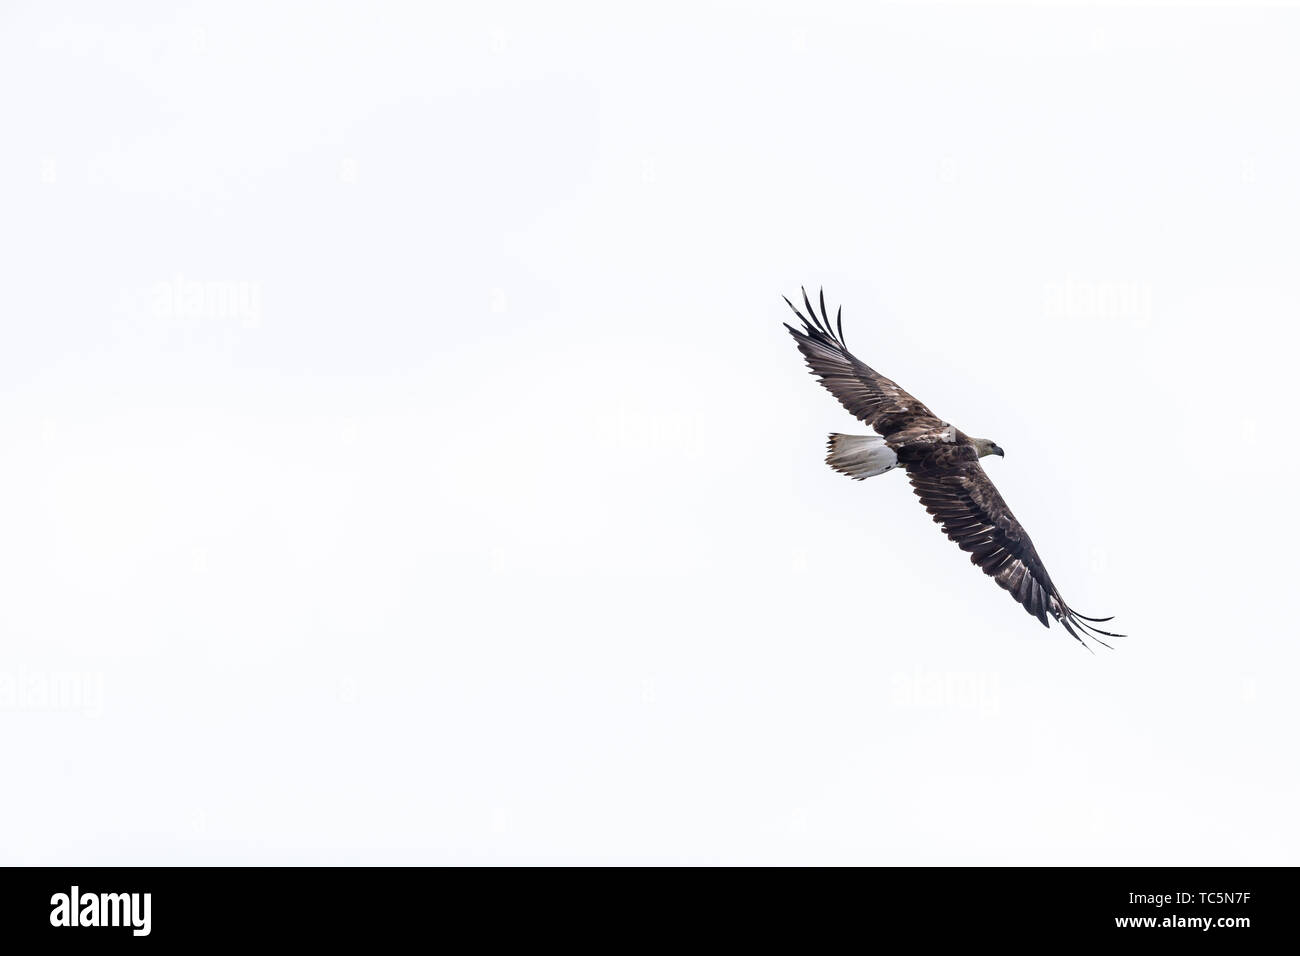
[993,445,1005,457]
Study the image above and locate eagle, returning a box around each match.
[785,288,1121,649]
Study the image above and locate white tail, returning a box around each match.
[826,433,899,479]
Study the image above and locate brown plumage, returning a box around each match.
[784,288,1121,649]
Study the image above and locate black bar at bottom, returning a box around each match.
[0,866,1287,944]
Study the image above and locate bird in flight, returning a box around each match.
[784,288,1121,649]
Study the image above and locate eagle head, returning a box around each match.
[974,438,1005,458]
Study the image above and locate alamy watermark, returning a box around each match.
[1044,275,1151,325]
[0,669,103,718]
[151,275,262,327]
[50,886,150,936]
[890,668,1000,717]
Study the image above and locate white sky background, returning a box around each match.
[1,1,1297,865]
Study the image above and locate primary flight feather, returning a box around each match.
[784,288,1121,649]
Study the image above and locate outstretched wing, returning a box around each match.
[784,288,940,440]
[904,447,1122,649]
